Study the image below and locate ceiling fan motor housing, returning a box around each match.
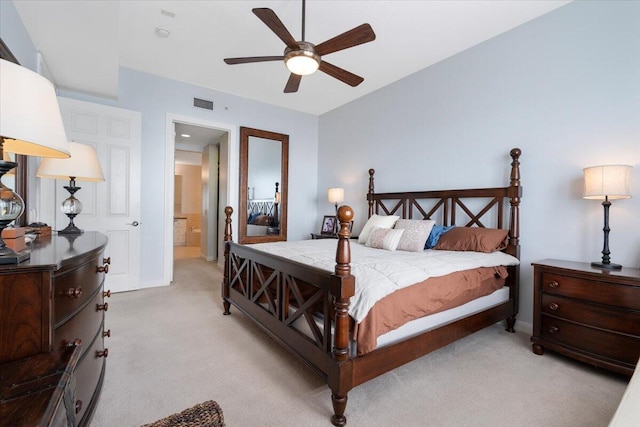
[284,41,320,75]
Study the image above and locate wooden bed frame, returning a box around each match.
[222,148,522,426]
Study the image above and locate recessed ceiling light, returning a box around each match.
[155,27,170,38]
[181,134,190,138]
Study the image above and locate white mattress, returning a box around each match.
[290,286,510,356]
[249,239,519,323]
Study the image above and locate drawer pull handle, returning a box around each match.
[75,400,83,414]
[548,281,559,288]
[549,302,559,311]
[103,257,111,265]
[103,329,111,338]
[103,290,111,298]
[97,264,109,274]
[66,338,82,348]
[65,287,83,298]
[97,302,109,312]
[549,326,559,334]
[96,348,109,358]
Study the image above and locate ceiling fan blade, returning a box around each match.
[224,56,284,65]
[284,73,302,93]
[253,8,299,50]
[315,23,376,57]
[319,61,364,87]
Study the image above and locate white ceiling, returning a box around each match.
[13,0,570,116]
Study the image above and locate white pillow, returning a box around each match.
[358,214,400,244]
[394,219,436,252]
[365,227,405,251]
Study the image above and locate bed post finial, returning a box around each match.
[508,148,522,258]
[222,206,233,315]
[368,169,375,218]
[331,205,356,427]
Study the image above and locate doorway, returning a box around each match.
[164,114,235,284]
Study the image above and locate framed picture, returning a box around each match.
[320,215,336,235]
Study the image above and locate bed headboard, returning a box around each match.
[366,148,522,259]
[247,199,275,217]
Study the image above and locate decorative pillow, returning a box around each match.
[394,219,436,252]
[248,212,261,224]
[251,214,273,226]
[433,227,509,253]
[358,214,400,244]
[424,225,455,249]
[365,227,405,251]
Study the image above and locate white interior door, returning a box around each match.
[51,97,142,292]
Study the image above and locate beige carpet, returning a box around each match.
[92,257,629,427]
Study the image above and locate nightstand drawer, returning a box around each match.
[542,294,640,336]
[541,315,640,365]
[541,271,640,310]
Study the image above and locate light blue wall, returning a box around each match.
[0,0,36,70]
[318,0,640,326]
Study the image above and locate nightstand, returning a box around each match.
[531,259,640,376]
[310,233,359,240]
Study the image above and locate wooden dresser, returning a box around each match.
[531,259,640,376]
[0,232,110,426]
[0,344,82,426]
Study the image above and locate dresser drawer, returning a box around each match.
[54,287,105,356]
[54,256,104,325]
[74,327,106,424]
[541,315,640,366]
[541,294,640,336]
[541,271,640,310]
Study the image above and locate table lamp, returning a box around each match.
[583,164,632,270]
[328,187,344,234]
[36,142,105,234]
[0,59,71,263]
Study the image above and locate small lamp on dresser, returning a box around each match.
[583,164,632,270]
[36,142,105,234]
[328,187,344,234]
[0,59,71,263]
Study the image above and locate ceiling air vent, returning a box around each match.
[194,98,213,110]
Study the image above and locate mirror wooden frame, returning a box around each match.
[0,38,28,227]
[238,126,288,244]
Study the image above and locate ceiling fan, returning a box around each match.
[224,0,376,93]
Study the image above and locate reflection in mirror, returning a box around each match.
[0,38,28,226]
[239,127,288,244]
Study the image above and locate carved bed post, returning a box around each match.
[330,205,356,427]
[506,148,522,332]
[367,169,375,218]
[222,206,233,315]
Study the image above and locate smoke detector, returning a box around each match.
[155,27,170,38]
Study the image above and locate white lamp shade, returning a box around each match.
[0,59,70,158]
[36,142,105,182]
[328,187,345,204]
[583,165,632,200]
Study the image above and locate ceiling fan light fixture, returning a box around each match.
[285,42,320,76]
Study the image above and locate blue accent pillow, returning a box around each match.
[248,212,261,224]
[424,225,455,249]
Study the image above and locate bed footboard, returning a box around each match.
[222,206,356,426]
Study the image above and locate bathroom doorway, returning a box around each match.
[173,123,226,262]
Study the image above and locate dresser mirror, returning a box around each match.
[239,126,288,244]
[0,38,28,227]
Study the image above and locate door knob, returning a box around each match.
[127,221,140,227]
